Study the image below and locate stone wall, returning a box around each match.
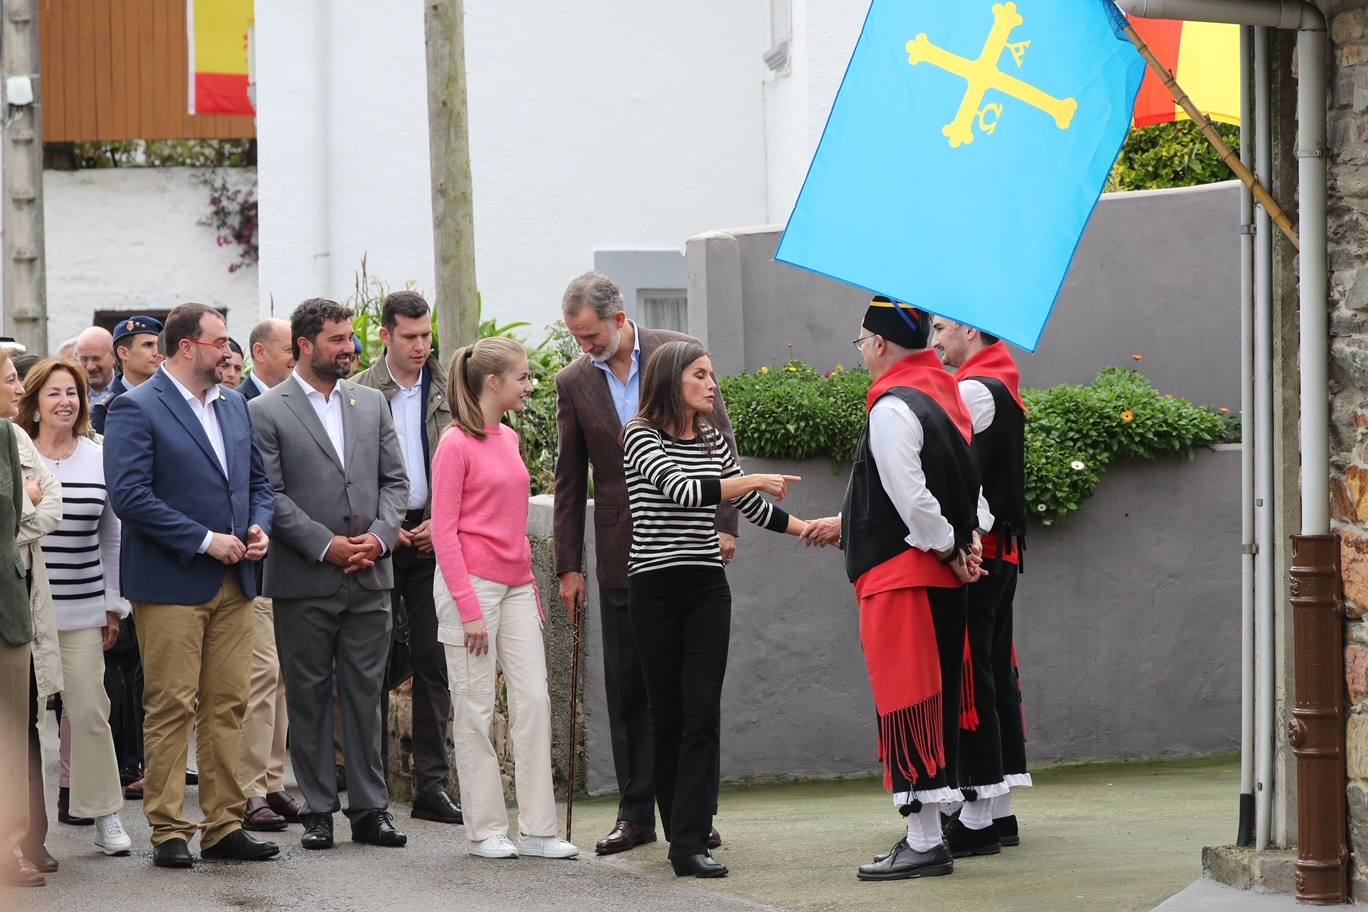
[1323,4,1368,897]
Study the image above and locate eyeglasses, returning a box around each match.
[851,334,876,351]
[187,338,232,351]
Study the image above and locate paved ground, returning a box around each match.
[5,713,1243,912]
[1153,879,1301,912]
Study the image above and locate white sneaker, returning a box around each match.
[517,835,579,859]
[468,834,519,858]
[94,814,132,856]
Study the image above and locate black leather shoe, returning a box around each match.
[943,817,1001,858]
[201,828,280,862]
[857,840,953,881]
[595,820,658,855]
[352,810,407,847]
[411,788,462,824]
[185,770,199,786]
[707,826,722,849]
[671,852,728,878]
[152,838,194,869]
[58,787,93,826]
[995,814,1020,847]
[23,847,58,873]
[301,814,334,850]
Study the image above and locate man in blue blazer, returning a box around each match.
[104,303,278,869]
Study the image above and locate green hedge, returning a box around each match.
[718,362,1234,524]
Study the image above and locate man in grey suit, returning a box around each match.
[249,298,410,851]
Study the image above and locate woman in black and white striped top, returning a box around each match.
[622,340,806,880]
[20,360,132,856]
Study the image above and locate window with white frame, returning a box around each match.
[765,0,792,73]
[638,290,688,334]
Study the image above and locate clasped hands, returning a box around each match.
[799,519,987,583]
[206,524,269,566]
[326,534,384,574]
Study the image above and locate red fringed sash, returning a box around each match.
[859,586,944,790]
[960,631,979,731]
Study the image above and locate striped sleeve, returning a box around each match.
[623,425,722,508]
[717,432,790,533]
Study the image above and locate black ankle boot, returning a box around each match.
[57,787,93,826]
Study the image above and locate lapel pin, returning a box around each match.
[349,398,356,407]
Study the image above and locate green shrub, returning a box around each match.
[719,362,1231,524]
[1108,121,1241,192]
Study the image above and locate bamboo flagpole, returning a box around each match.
[1121,21,1301,251]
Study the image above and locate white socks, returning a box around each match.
[990,791,1013,820]
[905,803,945,852]
[960,797,993,831]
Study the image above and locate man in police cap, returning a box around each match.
[92,315,164,434]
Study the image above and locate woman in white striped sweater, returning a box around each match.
[19,360,132,858]
[622,340,807,879]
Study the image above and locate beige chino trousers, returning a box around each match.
[0,639,30,864]
[436,570,557,842]
[237,597,289,798]
[58,626,123,818]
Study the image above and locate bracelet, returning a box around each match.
[938,546,963,565]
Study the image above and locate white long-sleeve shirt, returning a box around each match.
[868,397,993,554]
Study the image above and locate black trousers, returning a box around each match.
[599,586,656,825]
[960,566,1009,789]
[381,514,452,795]
[628,567,730,858]
[992,566,1028,779]
[24,660,47,856]
[104,614,144,781]
[889,586,967,799]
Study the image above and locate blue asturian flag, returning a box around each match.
[775,0,1146,351]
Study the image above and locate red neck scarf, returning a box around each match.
[956,341,1025,414]
[867,349,974,443]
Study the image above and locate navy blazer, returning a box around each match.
[104,369,274,605]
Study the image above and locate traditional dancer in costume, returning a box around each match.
[932,317,1032,855]
[803,298,984,881]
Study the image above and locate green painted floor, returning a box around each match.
[569,755,1240,912]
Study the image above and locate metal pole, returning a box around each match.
[1237,22,1256,850]
[1,0,47,353]
[564,608,584,841]
[1253,23,1276,853]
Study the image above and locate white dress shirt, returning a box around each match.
[292,371,388,561]
[160,365,229,554]
[959,379,996,433]
[869,397,993,555]
[249,372,272,397]
[386,356,429,511]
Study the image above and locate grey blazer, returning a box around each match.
[250,376,409,598]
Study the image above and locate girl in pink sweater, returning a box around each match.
[431,337,577,861]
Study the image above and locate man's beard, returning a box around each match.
[313,349,353,382]
[590,327,622,364]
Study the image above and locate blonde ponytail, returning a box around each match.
[446,337,527,439]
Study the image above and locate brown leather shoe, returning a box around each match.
[707,826,722,849]
[2,858,46,887]
[266,791,303,823]
[123,777,144,800]
[243,796,288,832]
[595,820,657,856]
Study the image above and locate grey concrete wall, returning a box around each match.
[688,181,1242,409]
[540,446,1240,793]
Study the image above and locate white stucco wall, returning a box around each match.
[255,1,771,334]
[763,0,868,223]
[31,166,258,354]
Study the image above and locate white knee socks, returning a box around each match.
[990,791,1013,820]
[905,803,945,852]
[960,797,994,831]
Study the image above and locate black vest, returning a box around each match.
[841,387,980,583]
[966,377,1027,561]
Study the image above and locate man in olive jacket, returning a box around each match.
[350,291,460,824]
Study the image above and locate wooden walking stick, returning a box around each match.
[564,601,585,841]
[1121,21,1301,251]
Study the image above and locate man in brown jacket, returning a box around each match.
[351,291,460,825]
[554,272,739,855]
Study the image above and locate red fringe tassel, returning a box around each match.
[960,631,979,732]
[878,693,945,791]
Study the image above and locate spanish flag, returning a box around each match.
[188,0,254,117]
[1128,17,1239,127]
